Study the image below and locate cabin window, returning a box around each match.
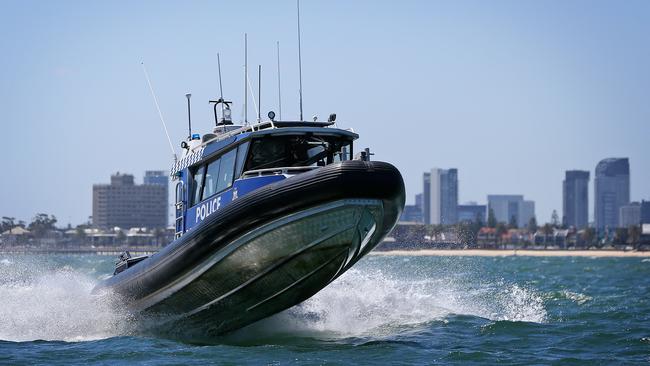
[217,149,237,192]
[190,167,205,206]
[197,148,238,201]
[244,136,353,171]
[203,158,222,199]
[234,142,250,179]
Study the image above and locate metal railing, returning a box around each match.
[174,181,185,239]
[241,166,320,178]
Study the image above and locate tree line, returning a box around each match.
[1,213,57,237]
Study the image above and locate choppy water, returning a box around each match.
[0,254,649,365]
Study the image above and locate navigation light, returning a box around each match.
[223,104,232,123]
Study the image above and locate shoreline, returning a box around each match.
[372,249,650,257]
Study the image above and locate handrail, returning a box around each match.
[203,121,277,146]
[174,181,185,238]
[241,166,320,178]
[200,120,334,147]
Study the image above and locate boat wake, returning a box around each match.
[0,258,132,342]
[235,266,547,340]
[0,256,547,343]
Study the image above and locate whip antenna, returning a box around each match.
[277,41,282,120]
[258,65,262,122]
[185,93,192,140]
[244,33,248,125]
[141,61,177,160]
[217,52,225,117]
[246,72,259,122]
[297,0,304,121]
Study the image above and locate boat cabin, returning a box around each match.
[171,121,358,238]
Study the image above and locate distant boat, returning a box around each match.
[94,98,405,339]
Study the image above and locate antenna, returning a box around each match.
[246,73,259,121]
[244,33,248,125]
[297,0,304,121]
[257,65,262,122]
[276,41,282,120]
[185,93,192,140]
[140,62,177,160]
[217,52,225,118]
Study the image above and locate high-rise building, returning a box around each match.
[619,202,641,227]
[428,168,458,225]
[423,172,431,224]
[595,158,630,230]
[563,170,589,229]
[487,195,535,228]
[458,203,486,224]
[415,193,423,213]
[440,169,458,225]
[93,172,168,229]
[642,200,650,224]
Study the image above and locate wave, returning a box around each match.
[239,267,547,339]
[547,290,592,305]
[0,257,132,342]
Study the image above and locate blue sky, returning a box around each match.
[1,0,649,226]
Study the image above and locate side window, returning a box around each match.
[234,142,250,178]
[217,149,237,192]
[203,158,222,199]
[190,166,205,206]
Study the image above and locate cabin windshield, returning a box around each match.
[244,135,352,172]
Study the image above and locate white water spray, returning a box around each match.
[245,267,547,338]
[0,259,132,342]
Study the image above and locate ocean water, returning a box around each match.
[0,254,649,365]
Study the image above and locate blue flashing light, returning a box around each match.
[192,133,201,140]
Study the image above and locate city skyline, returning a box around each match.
[1,1,649,226]
[3,155,645,230]
[404,155,642,228]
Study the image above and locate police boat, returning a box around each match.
[95,98,405,337]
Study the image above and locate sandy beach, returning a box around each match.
[372,249,650,257]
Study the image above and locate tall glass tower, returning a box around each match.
[428,168,458,225]
[594,158,630,231]
[423,172,431,225]
[563,170,589,229]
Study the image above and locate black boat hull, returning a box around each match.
[95,160,405,338]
